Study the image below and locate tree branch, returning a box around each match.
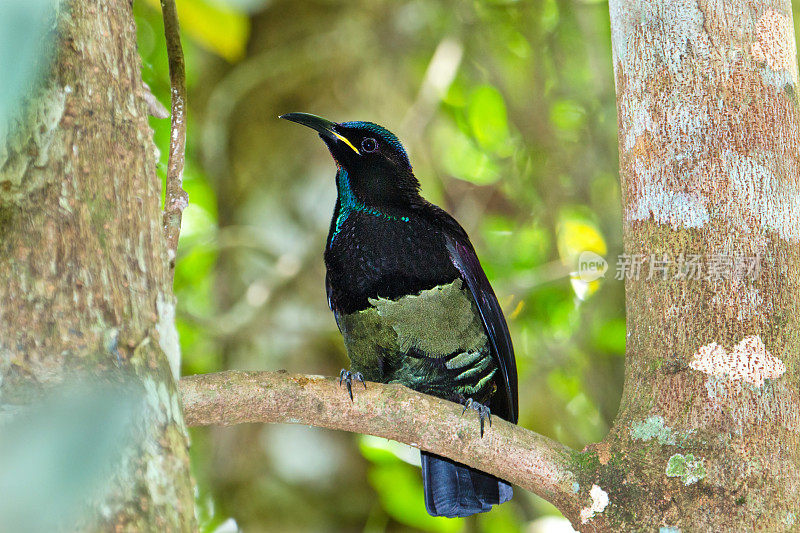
[159,0,188,274]
[179,371,590,524]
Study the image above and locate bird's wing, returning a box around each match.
[326,271,343,333]
[444,232,518,423]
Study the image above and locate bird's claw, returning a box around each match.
[461,398,492,437]
[339,369,366,401]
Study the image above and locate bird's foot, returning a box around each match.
[339,369,366,401]
[461,398,492,437]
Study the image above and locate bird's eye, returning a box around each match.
[361,137,378,152]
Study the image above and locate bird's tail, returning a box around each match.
[420,451,513,518]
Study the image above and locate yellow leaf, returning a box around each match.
[556,216,607,267]
[144,0,249,62]
[510,299,525,319]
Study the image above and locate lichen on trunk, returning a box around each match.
[582,1,800,530]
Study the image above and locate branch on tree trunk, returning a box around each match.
[179,371,592,525]
[159,0,188,273]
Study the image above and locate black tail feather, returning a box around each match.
[420,451,513,518]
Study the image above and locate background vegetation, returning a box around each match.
[130,1,800,531]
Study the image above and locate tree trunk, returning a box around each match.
[592,0,800,529]
[0,0,195,530]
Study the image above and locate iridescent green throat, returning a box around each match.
[330,168,409,245]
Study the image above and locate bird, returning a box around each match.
[280,112,518,518]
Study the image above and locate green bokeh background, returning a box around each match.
[131,1,800,531]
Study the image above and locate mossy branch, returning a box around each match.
[178,370,598,528]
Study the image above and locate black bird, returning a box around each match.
[281,112,518,518]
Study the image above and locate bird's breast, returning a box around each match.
[325,211,459,314]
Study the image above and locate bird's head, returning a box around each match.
[281,112,420,208]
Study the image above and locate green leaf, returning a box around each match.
[541,0,559,33]
[467,85,512,157]
[434,121,500,185]
[593,318,626,355]
[549,100,586,132]
[367,462,462,533]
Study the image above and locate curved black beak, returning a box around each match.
[280,112,360,155]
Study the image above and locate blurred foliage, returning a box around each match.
[0,382,142,531]
[0,0,55,143]
[134,0,630,531]
[143,0,250,61]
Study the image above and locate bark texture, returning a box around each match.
[598,0,800,530]
[0,1,195,530]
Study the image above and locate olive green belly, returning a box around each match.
[337,279,497,401]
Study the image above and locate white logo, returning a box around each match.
[576,251,608,282]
